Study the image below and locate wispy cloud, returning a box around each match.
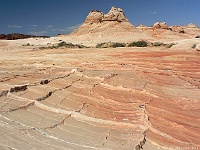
[67,24,81,32]
[8,25,22,28]
[32,25,38,27]
[149,11,157,14]
[51,24,81,33]
[47,25,53,28]
[28,31,47,36]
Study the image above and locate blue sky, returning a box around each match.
[0,0,200,36]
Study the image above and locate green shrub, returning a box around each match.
[57,41,67,47]
[111,43,125,48]
[153,42,165,47]
[40,42,89,49]
[128,41,148,47]
[22,43,31,46]
[96,43,106,48]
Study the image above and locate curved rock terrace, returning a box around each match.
[0,6,200,150]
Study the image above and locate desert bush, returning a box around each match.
[96,43,106,48]
[22,43,31,46]
[191,44,196,49]
[153,42,165,47]
[111,42,125,48]
[165,43,175,48]
[40,42,89,49]
[128,41,148,47]
[57,41,68,47]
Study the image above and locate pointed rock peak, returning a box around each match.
[138,24,147,27]
[187,23,199,28]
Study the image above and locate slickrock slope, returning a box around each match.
[0,42,200,149]
[0,6,200,150]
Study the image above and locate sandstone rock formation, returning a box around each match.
[69,7,156,45]
[171,26,184,33]
[0,6,200,149]
[85,6,129,24]
[138,24,147,28]
[0,41,200,149]
[187,23,199,28]
[85,10,104,24]
[153,22,169,29]
[102,6,128,22]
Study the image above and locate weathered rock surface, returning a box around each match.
[102,7,128,22]
[171,26,184,33]
[69,7,200,45]
[0,6,200,150]
[153,22,169,29]
[187,23,199,28]
[85,6,129,24]
[85,10,104,24]
[0,43,200,149]
[69,7,142,44]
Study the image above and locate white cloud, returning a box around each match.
[8,25,22,28]
[32,25,38,27]
[149,11,157,14]
[28,31,47,36]
[67,24,81,32]
[47,25,53,28]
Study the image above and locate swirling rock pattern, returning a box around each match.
[0,46,200,150]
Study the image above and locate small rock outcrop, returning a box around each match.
[138,24,147,28]
[102,7,128,22]
[85,10,104,24]
[0,90,9,97]
[85,6,129,24]
[187,23,199,28]
[171,26,184,33]
[153,22,169,29]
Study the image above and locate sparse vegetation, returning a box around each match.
[39,41,89,50]
[22,43,31,46]
[152,42,165,47]
[111,42,125,48]
[95,41,177,49]
[165,43,175,48]
[96,42,125,48]
[96,43,107,48]
[191,44,196,49]
[128,41,148,47]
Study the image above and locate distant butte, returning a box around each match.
[68,7,200,45]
